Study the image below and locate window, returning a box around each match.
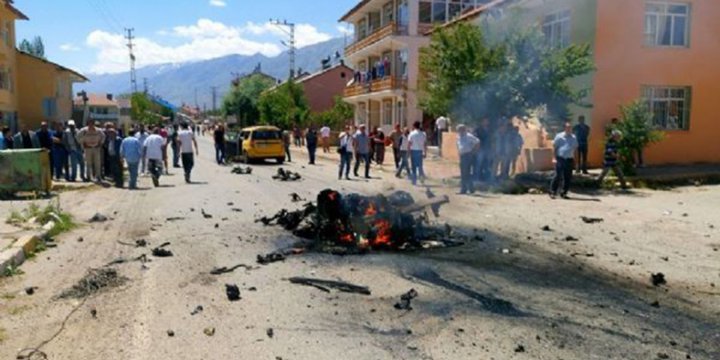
[397,50,408,79]
[42,98,57,118]
[432,1,447,23]
[645,2,690,47]
[642,86,691,130]
[382,100,393,126]
[357,19,367,40]
[398,0,409,29]
[419,1,432,24]
[357,103,367,124]
[543,9,571,48]
[448,0,463,20]
[382,2,394,26]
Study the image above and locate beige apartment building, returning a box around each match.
[340,0,495,134]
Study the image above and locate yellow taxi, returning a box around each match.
[238,126,285,164]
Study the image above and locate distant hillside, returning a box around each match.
[79,37,347,108]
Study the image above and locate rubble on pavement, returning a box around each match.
[272,168,302,182]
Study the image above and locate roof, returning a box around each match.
[5,0,28,20]
[74,93,119,107]
[432,0,511,32]
[268,63,352,92]
[16,50,89,82]
[339,0,371,22]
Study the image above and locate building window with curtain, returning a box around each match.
[382,100,393,126]
[645,2,690,47]
[642,86,691,130]
[542,9,571,48]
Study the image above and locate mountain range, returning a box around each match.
[78,37,348,108]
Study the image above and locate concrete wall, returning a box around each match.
[591,0,720,166]
[302,66,352,115]
[0,5,18,124]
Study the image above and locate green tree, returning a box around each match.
[419,22,504,119]
[258,80,309,129]
[131,93,162,125]
[310,96,354,130]
[19,36,46,59]
[616,100,664,174]
[420,21,594,127]
[222,73,275,128]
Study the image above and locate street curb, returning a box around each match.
[0,233,44,276]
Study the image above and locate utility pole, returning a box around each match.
[270,19,296,79]
[211,86,218,113]
[125,28,138,93]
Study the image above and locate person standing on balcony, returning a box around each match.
[573,115,590,174]
[408,121,427,186]
[383,57,391,78]
[320,124,331,153]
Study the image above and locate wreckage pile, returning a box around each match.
[258,189,455,253]
[58,268,128,299]
[272,168,302,182]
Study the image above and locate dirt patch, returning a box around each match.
[58,269,128,300]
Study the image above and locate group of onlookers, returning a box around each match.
[0,119,199,190]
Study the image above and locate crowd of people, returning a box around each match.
[0,119,199,189]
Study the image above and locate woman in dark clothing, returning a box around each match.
[373,127,386,165]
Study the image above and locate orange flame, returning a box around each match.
[372,219,392,246]
[339,233,354,243]
[365,202,378,216]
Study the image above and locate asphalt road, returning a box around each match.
[0,136,718,360]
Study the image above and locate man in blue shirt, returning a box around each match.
[353,124,371,179]
[573,116,590,174]
[597,130,628,189]
[120,129,143,190]
[550,122,579,199]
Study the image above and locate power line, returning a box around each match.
[270,19,296,79]
[85,0,123,34]
[125,28,138,93]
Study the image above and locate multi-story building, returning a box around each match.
[340,0,496,134]
[73,93,120,125]
[0,0,27,132]
[456,0,720,166]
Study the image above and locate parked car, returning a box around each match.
[238,126,285,164]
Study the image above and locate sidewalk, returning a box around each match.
[288,145,461,181]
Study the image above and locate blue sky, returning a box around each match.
[15,0,357,74]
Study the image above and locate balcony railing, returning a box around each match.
[346,22,406,57]
[344,77,407,98]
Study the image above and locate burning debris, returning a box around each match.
[231,166,253,175]
[273,168,302,182]
[258,189,453,254]
[58,268,128,299]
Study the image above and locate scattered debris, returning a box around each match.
[167,330,175,337]
[657,353,669,359]
[266,328,274,339]
[501,248,512,254]
[226,284,241,301]
[394,289,418,310]
[77,237,84,243]
[231,208,243,212]
[103,254,149,267]
[580,216,604,224]
[272,168,302,181]
[203,327,216,336]
[289,193,305,202]
[564,235,579,242]
[231,166,253,175]
[650,300,660,308]
[58,268,128,299]
[651,273,667,287]
[90,308,97,318]
[25,287,37,295]
[191,305,204,316]
[541,225,552,232]
[166,217,185,222]
[88,213,109,223]
[570,252,595,258]
[288,277,371,295]
[201,209,213,219]
[152,242,173,258]
[257,252,286,265]
[210,264,254,275]
[514,345,526,353]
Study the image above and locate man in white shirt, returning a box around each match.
[320,125,331,153]
[143,127,166,187]
[337,125,352,180]
[456,124,480,194]
[177,122,199,183]
[408,121,427,186]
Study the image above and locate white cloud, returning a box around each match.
[209,0,227,7]
[60,43,81,52]
[337,25,353,36]
[85,19,332,74]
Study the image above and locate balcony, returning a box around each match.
[344,77,407,98]
[346,22,405,57]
